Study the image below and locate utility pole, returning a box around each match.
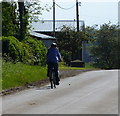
[53,0,55,37]
[76,0,79,32]
[82,21,85,62]
[76,0,82,60]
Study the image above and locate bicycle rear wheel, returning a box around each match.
[53,76,56,88]
[49,71,53,89]
[50,81,53,89]
[49,70,56,89]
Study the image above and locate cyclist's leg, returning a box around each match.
[54,63,60,85]
[47,63,52,77]
[47,63,50,77]
[47,63,54,88]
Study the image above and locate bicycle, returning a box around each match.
[49,67,56,89]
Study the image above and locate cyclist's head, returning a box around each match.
[51,43,57,47]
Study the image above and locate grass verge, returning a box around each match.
[59,62,95,70]
[2,61,47,90]
[2,61,96,90]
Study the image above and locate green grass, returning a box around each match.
[59,62,95,70]
[2,61,47,90]
[2,61,96,90]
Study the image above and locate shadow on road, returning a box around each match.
[36,85,52,90]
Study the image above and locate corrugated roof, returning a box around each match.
[30,31,56,39]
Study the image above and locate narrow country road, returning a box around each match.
[2,70,118,114]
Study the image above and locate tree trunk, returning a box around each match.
[18,1,25,41]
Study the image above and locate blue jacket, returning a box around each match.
[47,47,62,64]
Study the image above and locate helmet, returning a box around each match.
[51,42,57,47]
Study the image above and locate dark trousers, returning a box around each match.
[47,62,60,82]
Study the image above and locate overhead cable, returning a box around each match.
[55,2,75,10]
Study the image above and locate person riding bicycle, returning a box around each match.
[47,43,62,85]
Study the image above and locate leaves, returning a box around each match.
[2,1,51,40]
[2,36,47,66]
[2,2,19,37]
[90,23,119,69]
[56,25,85,60]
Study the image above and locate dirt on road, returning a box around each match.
[1,69,92,96]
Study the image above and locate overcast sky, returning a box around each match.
[39,0,119,26]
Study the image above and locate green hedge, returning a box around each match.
[2,36,47,66]
[2,36,25,62]
[23,37,47,65]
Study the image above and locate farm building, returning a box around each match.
[30,31,56,48]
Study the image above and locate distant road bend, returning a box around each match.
[2,70,118,114]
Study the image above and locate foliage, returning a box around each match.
[2,36,47,66]
[2,36,26,62]
[2,1,49,65]
[85,25,99,42]
[90,23,119,69]
[56,25,86,62]
[2,2,19,37]
[17,0,51,41]
[23,37,47,65]
[2,0,51,40]
[60,50,72,66]
[24,1,51,23]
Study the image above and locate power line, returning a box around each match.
[55,2,75,10]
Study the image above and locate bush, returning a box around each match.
[2,36,26,62]
[2,36,47,66]
[23,36,47,65]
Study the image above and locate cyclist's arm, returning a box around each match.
[57,50,62,62]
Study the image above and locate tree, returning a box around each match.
[56,25,86,62]
[18,0,28,41]
[85,25,98,42]
[90,23,119,69]
[2,0,51,41]
[17,0,51,41]
[2,2,19,37]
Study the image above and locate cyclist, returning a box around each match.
[47,43,62,85]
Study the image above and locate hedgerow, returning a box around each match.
[2,36,47,66]
[23,37,47,65]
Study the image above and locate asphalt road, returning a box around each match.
[2,70,118,114]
